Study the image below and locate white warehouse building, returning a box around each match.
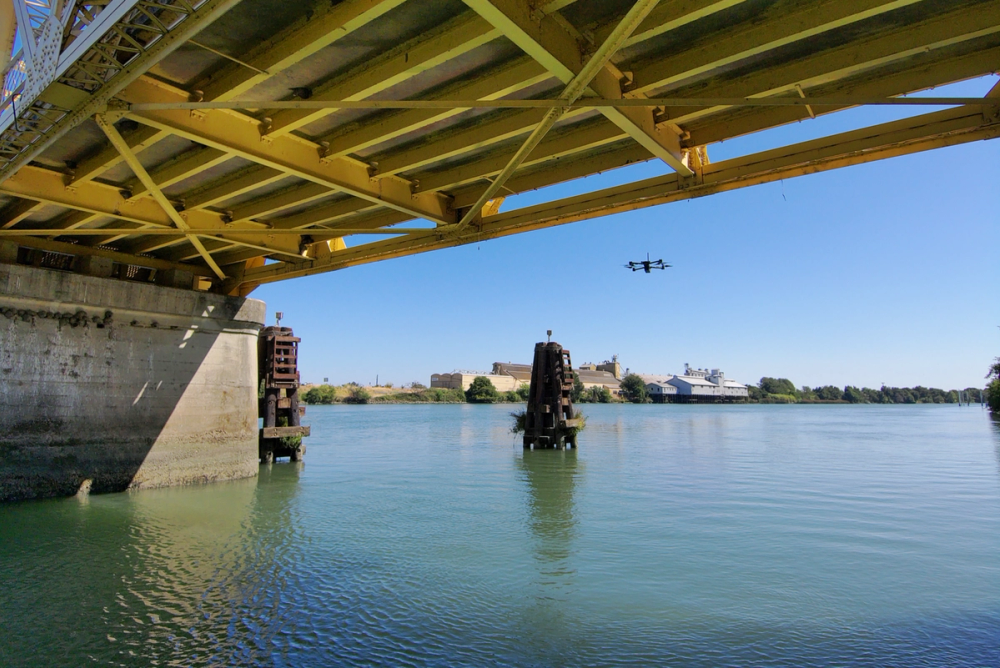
[642,365,749,403]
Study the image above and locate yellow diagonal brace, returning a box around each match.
[126,145,230,199]
[236,103,998,287]
[0,197,40,229]
[461,0,692,175]
[71,125,169,183]
[602,0,751,48]
[456,0,664,229]
[119,77,455,226]
[94,114,227,280]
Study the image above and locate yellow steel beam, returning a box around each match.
[236,103,998,286]
[157,205,411,264]
[264,13,503,137]
[71,125,169,183]
[460,0,692,175]
[126,146,231,199]
[631,0,930,94]
[415,118,626,192]
[54,210,104,232]
[151,236,253,263]
[213,247,295,268]
[120,225,314,259]
[450,140,650,208]
[259,198,374,230]
[129,95,999,112]
[154,0,945,226]
[0,164,302,258]
[0,197,41,229]
[657,5,1000,128]
[598,0,751,49]
[442,0,661,229]
[157,0,427,226]
[182,165,287,210]
[444,42,1000,207]
[317,57,550,158]
[684,45,1000,146]
[196,0,409,102]
[373,108,591,177]
[0,227,438,237]
[0,0,249,185]
[537,0,582,13]
[128,198,405,259]
[164,0,816,240]
[227,182,332,224]
[94,114,227,279]
[120,77,456,225]
[4,235,219,277]
[489,108,1000,231]
[2,165,194,228]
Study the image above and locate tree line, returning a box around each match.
[301,378,529,405]
[750,376,989,404]
[303,362,1000,410]
[987,359,1000,414]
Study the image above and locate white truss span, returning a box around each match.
[0,0,239,179]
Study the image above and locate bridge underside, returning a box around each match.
[0,0,997,295]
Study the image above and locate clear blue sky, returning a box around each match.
[253,76,999,391]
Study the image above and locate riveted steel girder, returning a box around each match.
[0,163,303,258]
[119,77,456,225]
[460,0,692,175]
[264,13,503,138]
[631,0,931,94]
[195,0,410,102]
[236,102,999,287]
[71,124,169,183]
[0,197,40,229]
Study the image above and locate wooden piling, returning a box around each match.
[258,325,310,463]
[523,341,580,449]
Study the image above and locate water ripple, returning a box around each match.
[1,405,998,666]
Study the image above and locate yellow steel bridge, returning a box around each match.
[0,0,997,294]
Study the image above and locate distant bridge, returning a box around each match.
[0,0,997,295]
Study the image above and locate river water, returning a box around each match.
[1,404,998,666]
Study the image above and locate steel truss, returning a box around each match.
[0,0,995,294]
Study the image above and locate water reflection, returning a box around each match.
[517,450,580,577]
[514,449,582,656]
[990,412,1000,479]
[0,465,304,667]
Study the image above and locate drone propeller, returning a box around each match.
[624,255,672,272]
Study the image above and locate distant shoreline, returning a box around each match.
[300,399,978,407]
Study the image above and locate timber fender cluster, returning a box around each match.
[258,326,309,463]
[524,341,580,450]
[0,263,265,502]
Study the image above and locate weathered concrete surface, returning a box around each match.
[0,264,266,501]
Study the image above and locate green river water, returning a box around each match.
[1,403,998,666]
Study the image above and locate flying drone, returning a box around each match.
[624,253,671,273]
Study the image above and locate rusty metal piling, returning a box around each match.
[258,325,309,463]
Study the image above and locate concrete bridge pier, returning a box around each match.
[0,262,265,502]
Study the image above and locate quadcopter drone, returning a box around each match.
[624,253,671,273]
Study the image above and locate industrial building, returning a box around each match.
[494,361,621,393]
[430,371,519,392]
[642,365,749,403]
[577,355,622,381]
